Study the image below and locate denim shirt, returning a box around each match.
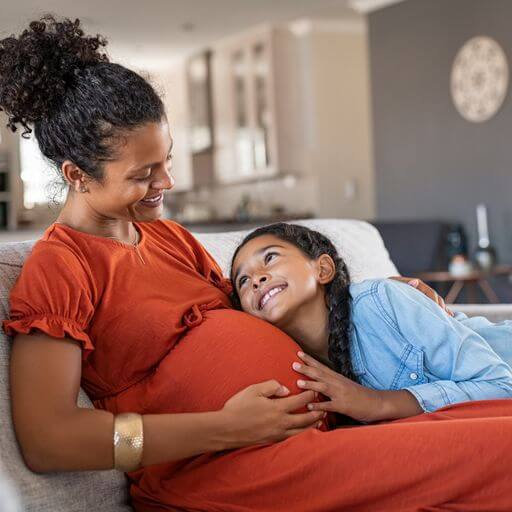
[349,279,512,412]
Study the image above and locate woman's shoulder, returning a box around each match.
[22,224,93,278]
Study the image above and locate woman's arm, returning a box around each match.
[11,333,323,473]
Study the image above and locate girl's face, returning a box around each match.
[232,234,327,327]
[81,120,174,223]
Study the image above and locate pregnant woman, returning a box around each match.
[3,16,512,512]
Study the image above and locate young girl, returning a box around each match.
[230,222,512,423]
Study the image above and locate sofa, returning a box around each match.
[1,218,511,512]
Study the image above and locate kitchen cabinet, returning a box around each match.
[211,27,301,184]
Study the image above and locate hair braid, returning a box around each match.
[230,222,357,382]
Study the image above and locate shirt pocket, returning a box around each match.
[391,344,427,390]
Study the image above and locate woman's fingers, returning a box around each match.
[285,410,325,430]
[252,380,290,398]
[278,390,316,412]
[403,277,455,316]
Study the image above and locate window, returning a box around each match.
[19,134,64,208]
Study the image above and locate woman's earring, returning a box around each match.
[79,183,88,193]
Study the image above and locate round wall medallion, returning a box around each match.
[450,36,509,123]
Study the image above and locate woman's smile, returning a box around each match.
[139,192,164,209]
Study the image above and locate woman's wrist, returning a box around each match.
[209,409,247,451]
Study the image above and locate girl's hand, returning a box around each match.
[294,352,423,422]
[292,352,388,423]
[391,276,454,317]
[220,380,325,449]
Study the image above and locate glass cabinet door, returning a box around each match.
[232,50,254,177]
[253,42,271,171]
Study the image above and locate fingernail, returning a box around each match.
[316,421,323,429]
[297,379,306,387]
[292,362,301,371]
[298,351,305,357]
[323,412,327,418]
[409,279,419,287]
[279,386,290,394]
[307,403,314,410]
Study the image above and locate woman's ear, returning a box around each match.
[316,254,336,284]
[61,160,90,193]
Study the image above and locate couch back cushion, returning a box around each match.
[194,219,398,280]
[0,219,396,511]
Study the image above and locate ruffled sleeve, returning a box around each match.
[2,242,96,352]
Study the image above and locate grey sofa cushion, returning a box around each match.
[0,241,132,512]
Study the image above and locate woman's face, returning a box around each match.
[232,234,325,327]
[83,120,174,223]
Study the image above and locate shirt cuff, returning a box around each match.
[404,383,451,412]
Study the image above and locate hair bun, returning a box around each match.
[0,15,109,133]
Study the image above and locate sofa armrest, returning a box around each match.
[452,304,512,323]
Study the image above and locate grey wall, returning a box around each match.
[369,0,512,262]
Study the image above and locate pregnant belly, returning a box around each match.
[115,309,306,415]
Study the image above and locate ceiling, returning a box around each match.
[1,0,367,70]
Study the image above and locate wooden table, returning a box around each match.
[414,265,512,304]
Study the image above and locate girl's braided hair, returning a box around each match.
[230,222,358,383]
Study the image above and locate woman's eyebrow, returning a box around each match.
[233,244,285,285]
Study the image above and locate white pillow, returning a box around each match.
[193,218,399,283]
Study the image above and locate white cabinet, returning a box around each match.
[211,28,283,184]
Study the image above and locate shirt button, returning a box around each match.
[410,372,418,380]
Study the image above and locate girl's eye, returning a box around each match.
[238,276,248,289]
[264,252,278,264]
[166,153,173,161]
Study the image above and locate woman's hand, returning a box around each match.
[391,276,454,317]
[220,380,325,449]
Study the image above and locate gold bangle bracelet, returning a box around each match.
[113,413,144,472]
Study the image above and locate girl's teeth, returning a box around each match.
[260,287,284,309]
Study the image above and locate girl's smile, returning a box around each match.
[258,283,288,310]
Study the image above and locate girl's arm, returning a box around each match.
[11,333,323,473]
[294,279,512,422]
[377,279,512,412]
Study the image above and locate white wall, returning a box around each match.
[298,21,375,219]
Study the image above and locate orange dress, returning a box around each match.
[4,220,512,512]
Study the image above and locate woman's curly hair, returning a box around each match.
[0,15,165,181]
[230,222,358,383]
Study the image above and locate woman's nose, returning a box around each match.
[252,275,268,289]
[151,165,175,190]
